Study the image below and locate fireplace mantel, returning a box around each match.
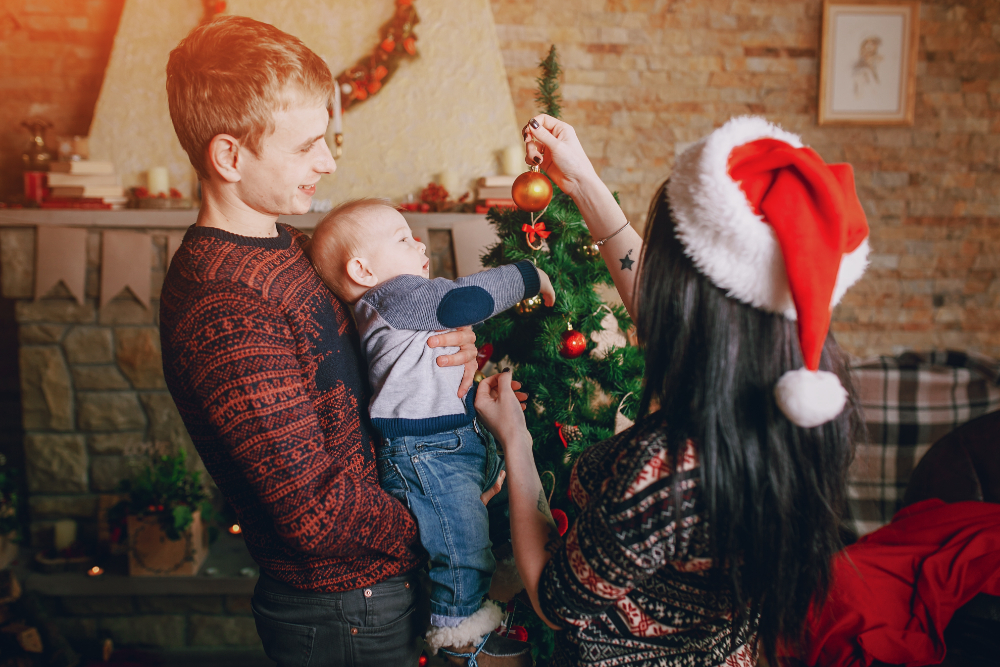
[0,208,488,231]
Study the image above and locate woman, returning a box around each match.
[474,115,868,666]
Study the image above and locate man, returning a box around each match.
[159,16,482,665]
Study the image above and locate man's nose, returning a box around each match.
[318,139,337,174]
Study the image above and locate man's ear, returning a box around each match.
[206,134,242,184]
[346,257,378,288]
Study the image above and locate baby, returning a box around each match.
[309,199,554,661]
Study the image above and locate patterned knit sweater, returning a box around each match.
[539,417,759,667]
[159,224,423,592]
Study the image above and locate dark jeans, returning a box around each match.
[252,570,427,667]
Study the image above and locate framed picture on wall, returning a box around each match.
[819,0,920,125]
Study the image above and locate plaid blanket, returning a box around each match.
[848,350,1000,536]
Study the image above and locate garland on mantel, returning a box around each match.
[200,0,419,113]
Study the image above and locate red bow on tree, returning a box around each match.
[522,222,551,245]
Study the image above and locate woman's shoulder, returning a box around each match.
[570,416,699,508]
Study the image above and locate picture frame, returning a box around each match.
[818,0,920,126]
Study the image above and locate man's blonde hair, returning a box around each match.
[309,199,397,298]
[166,15,333,180]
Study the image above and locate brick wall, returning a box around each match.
[0,0,125,198]
[490,0,1000,359]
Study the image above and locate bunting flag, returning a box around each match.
[35,226,87,304]
[100,230,151,308]
[166,232,185,267]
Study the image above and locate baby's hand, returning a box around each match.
[538,268,556,307]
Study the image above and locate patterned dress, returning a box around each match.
[538,417,759,666]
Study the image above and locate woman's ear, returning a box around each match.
[346,257,378,288]
[206,134,242,184]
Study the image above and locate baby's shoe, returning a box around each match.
[426,601,532,666]
[440,631,533,667]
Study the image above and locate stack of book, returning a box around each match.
[474,175,517,214]
[43,161,127,210]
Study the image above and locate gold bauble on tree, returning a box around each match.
[515,294,543,315]
[511,166,553,213]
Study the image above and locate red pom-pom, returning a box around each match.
[551,509,568,536]
[476,343,493,370]
[508,625,528,642]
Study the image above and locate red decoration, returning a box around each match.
[511,168,553,213]
[552,509,569,536]
[418,653,428,667]
[559,326,587,359]
[476,343,493,371]
[508,625,528,642]
[521,222,551,249]
[336,0,420,114]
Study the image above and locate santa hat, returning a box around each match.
[667,116,869,428]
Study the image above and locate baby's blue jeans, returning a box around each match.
[377,422,502,628]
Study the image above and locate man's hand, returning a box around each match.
[537,268,556,307]
[428,326,478,397]
[480,470,506,506]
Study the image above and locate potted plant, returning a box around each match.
[108,447,212,576]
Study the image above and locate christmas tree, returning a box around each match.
[479,45,645,662]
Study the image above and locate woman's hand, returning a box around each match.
[428,326,478,397]
[522,115,600,199]
[475,370,531,454]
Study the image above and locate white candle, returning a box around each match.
[148,166,169,196]
[333,82,343,134]
[437,169,459,195]
[501,145,526,176]
[54,519,76,551]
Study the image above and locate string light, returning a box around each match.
[228,524,242,535]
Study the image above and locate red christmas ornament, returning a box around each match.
[559,324,587,359]
[511,166,553,213]
[418,653,428,667]
[508,625,528,642]
[551,508,569,536]
[476,343,493,371]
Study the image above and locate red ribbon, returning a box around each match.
[522,222,551,245]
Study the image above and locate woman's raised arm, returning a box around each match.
[523,115,644,319]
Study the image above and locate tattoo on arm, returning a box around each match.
[538,489,564,555]
[619,249,635,271]
[537,489,555,526]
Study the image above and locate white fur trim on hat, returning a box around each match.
[424,600,503,654]
[667,116,869,319]
[774,369,848,428]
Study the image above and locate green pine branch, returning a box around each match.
[535,45,562,119]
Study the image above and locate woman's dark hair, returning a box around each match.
[634,180,862,664]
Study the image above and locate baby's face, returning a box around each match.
[365,207,429,283]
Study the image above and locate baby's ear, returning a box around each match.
[346,257,379,288]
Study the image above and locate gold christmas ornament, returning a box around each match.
[515,294,543,315]
[579,238,601,258]
[511,166,553,213]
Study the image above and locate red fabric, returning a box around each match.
[796,499,1000,667]
[727,139,868,371]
